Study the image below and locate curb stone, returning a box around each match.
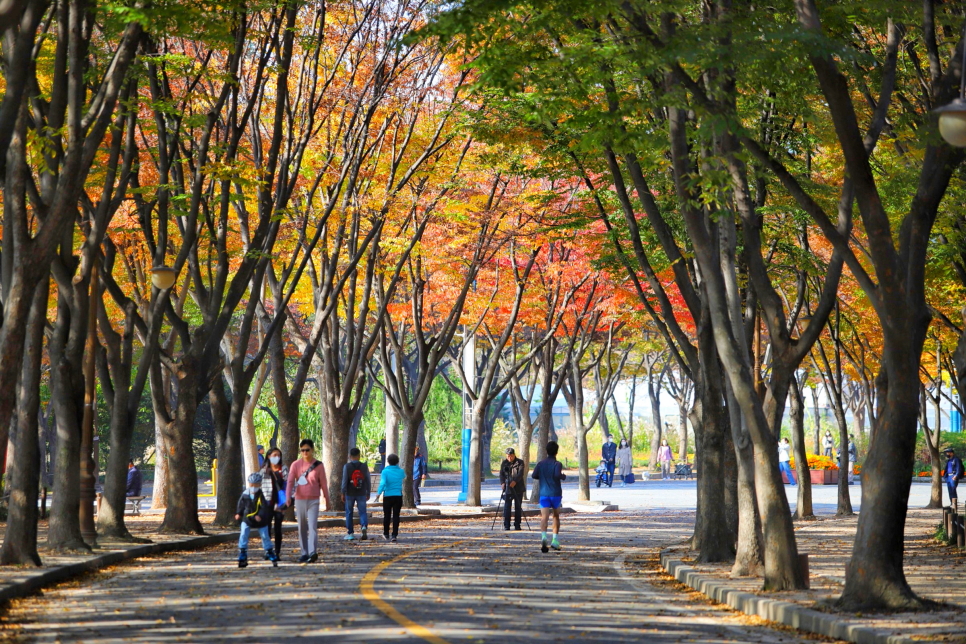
[660,553,915,644]
[0,512,473,607]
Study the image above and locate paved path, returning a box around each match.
[0,513,840,643]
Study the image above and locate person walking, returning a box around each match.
[342,447,371,541]
[261,447,288,558]
[657,439,673,480]
[778,438,796,485]
[822,431,834,458]
[378,438,387,471]
[126,461,143,497]
[943,447,964,513]
[601,435,617,487]
[377,454,406,542]
[499,448,525,530]
[412,446,428,506]
[617,439,633,487]
[533,440,567,552]
[235,472,278,568]
[285,439,329,563]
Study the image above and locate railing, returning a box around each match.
[943,504,965,548]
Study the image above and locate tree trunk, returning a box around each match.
[921,384,942,509]
[96,386,137,540]
[211,381,242,526]
[321,401,349,513]
[677,402,688,462]
[47,310,89,552]
[577,422,590,502]
[467,398,485,506]
[158,361,204,535]
[839,342,929,610]
[833,402,853,516]
[648,381,662,472]
[811,385,822,454]
[790,379,814,520]
[725,379,763,577]
[1,279,48,565]
[386,395,399,455]
[690,340,735,563]
[151,409,169,510]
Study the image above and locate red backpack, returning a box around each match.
[347,462,366,494]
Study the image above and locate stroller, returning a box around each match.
[674,463,693,479]
[594,462,608,488]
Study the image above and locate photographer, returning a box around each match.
[499,448,526,531]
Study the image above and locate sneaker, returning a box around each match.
[503,526,510,531]
[298,554,310,564]
[309,552,319,563]
[361,528,368,541]
[238,559,248,568]
[541,538,549,554]
[344,534,355,541]
[514,526,522,531]
[263,553,271,560]
[383,534,390,542]
[551,540,561,551]
[390,537,397,543]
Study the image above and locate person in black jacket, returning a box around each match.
[499,448,526,530]
[601,436,617,487]
[235,472,278,568]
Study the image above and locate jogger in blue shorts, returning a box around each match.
[532,440,567,552]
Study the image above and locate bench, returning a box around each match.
[95,493,147,516]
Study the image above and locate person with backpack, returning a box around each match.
[412,446,428,505]
[341,447,371,541]
[235,472,278,568]
[285,439,329,563]
[376,453,406,542]
[943,447,964,513]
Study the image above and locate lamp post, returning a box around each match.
[935,25,966,148]
[149,265,177,290]
[79,259,100,548]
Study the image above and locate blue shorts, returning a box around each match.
[539,496,563,509]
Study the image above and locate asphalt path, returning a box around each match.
[0,512,840,643]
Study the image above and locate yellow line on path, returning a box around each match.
[360,541,463,644]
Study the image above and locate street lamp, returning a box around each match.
[149,265,177,290]
[935,26,966,148]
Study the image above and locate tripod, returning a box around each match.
[491,486,532,531]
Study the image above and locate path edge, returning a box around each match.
[659,553,915,644]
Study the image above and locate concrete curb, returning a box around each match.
[659,553,915,644]
[0,512,472,607]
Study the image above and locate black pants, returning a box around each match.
[413,479,422,505]
[383,496,402,537]
[271,510,284,553]
[503,490,523,529]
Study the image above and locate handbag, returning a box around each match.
[624,473,635,484]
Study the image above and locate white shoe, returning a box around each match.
[344,534,355,541]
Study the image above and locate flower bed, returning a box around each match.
[781,469,838,485]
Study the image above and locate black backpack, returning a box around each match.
[346,462,366,494]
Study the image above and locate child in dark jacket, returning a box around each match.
[235,472,278,567]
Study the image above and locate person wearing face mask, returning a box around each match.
[235,472,278,568]
[617,438,633,487]
[285,439,329,563]
[261,447,288,558]
[822,431,834,458]
[657,439,673,480]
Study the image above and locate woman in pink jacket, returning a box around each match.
[285,439,330,563]
[657,439,673,480]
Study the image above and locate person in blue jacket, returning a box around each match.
[532,440,567,553]
[377,454,406,542]
[943,447,964,512]
[413,446,428,505]
[601,435,617,487]
[126,461,143,497]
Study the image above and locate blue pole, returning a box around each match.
[458,427,471,503]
